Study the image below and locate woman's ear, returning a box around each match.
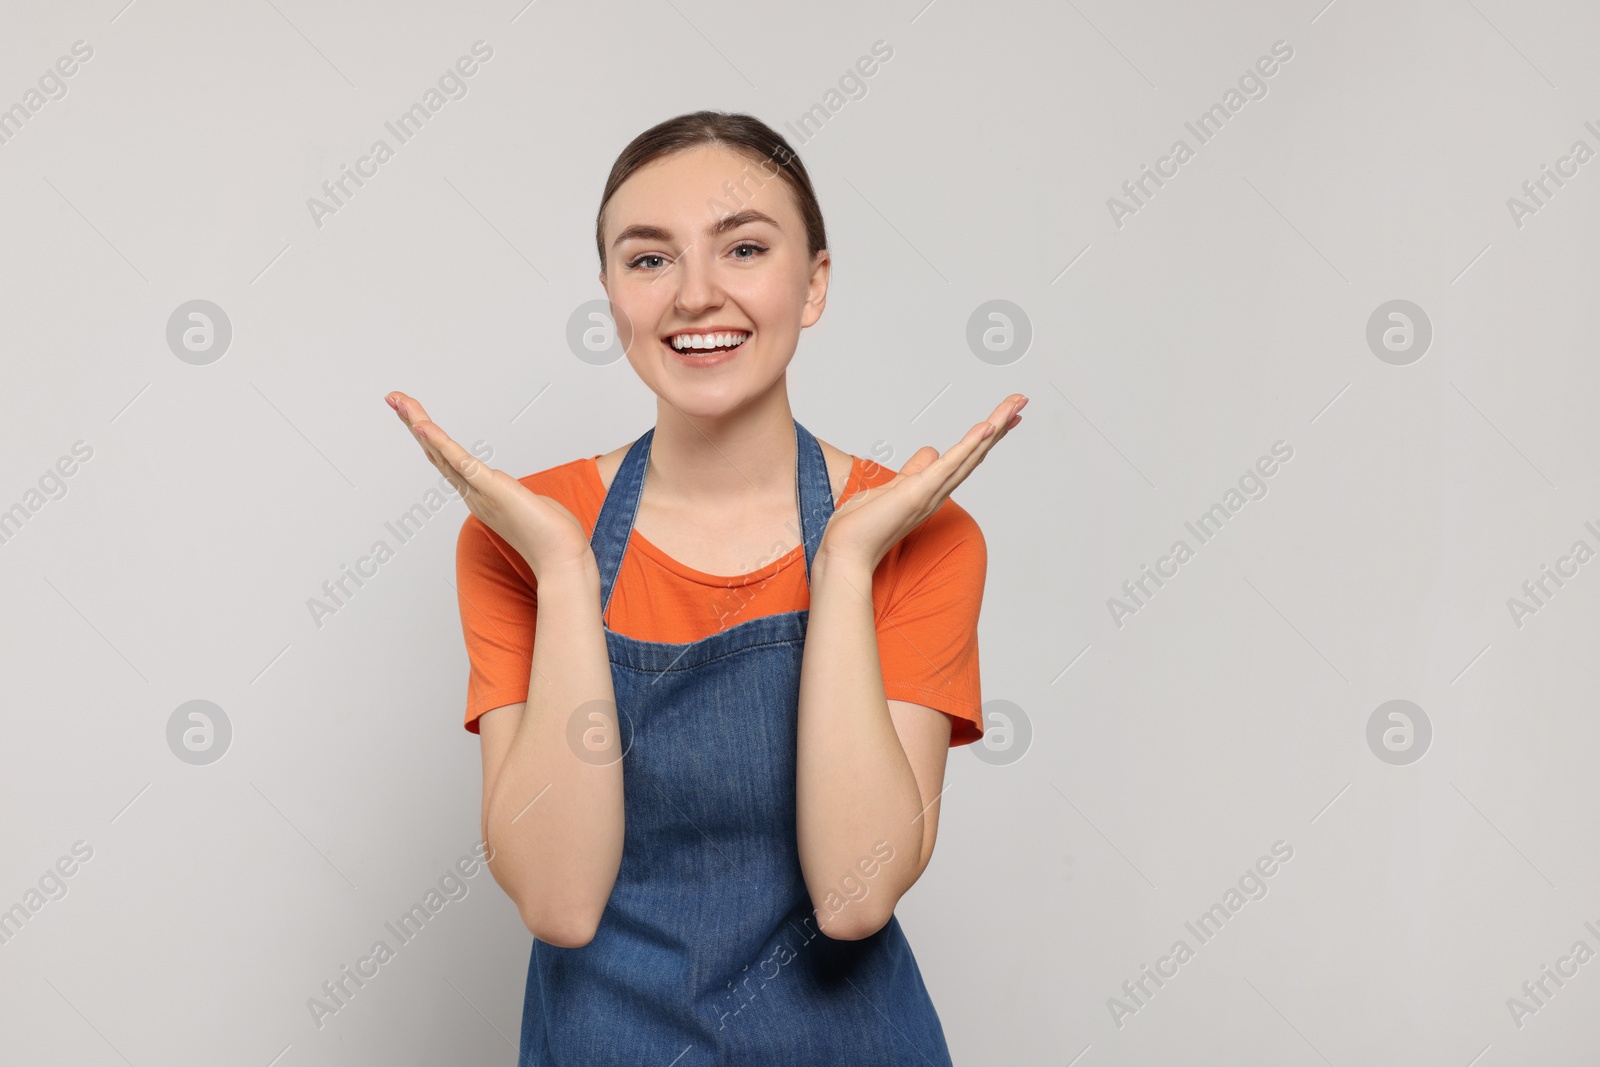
[801,250,830,329]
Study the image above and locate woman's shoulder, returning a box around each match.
[516,453,604,496]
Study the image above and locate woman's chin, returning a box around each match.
[648,375,776,421]
[659,391,747,420]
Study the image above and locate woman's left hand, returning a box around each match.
[818,393,1027,573]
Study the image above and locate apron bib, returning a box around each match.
[517,418,954,1066]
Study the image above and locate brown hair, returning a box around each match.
[595,110,827,271]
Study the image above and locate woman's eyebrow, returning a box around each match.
[707,208,780,236]
[611,209,781,250]
[611,223,672,249]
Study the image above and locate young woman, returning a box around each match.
[387,110,1025,1066]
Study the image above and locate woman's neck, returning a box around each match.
[645,385,799,510]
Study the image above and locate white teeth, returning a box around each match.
[669,331,749,351]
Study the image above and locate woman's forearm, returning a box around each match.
[485,557,625,947]
[795,547,926,940]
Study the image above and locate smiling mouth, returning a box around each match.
[664,330,751,356]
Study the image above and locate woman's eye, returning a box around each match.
[731,243,767,260]
[628,253,667,270]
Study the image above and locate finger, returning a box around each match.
[984,394,1026,435]
[414,420,495,498]
[390,392,434,436]
[996,394,1027,432]
[933,396,1021,473]
[962,394,1026,455]
[389,392,428,446]
[896,445,941,477]
[392,395,470,483]
[390,393,478,492]
[894,405,1010,493]
[921,394,1026,498]
[845,397,1022,516]
[402,408,454,480]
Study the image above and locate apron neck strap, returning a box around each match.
[591,418,836,623]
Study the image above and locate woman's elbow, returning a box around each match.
[522,905,600,948]
[816,899,897,942]
[515,886,606,948]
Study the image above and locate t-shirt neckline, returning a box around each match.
[582,452,864,588]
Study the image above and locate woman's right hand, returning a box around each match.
[386,391,594,578]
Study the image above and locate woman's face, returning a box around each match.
[599,144,829,419]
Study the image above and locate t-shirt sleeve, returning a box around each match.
[455,513,539,734]
[876,498,987,748]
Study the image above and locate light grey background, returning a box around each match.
[2,0,1597,1063]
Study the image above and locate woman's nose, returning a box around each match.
[672,246,723,313]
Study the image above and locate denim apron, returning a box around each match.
[517,418,954,1066]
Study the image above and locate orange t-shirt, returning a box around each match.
[455,451,987,747]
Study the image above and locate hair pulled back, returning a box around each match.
[595,110,827,270]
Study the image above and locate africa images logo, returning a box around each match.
[305,41,494,229]
[1106,39,1295,229]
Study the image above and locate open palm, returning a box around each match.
[820,394,1027,572]
[386,390,594,576]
